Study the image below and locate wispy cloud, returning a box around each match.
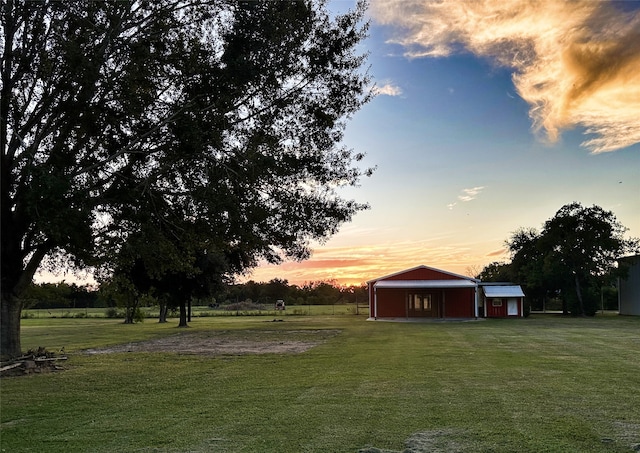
[372,82,403,96]
[370,0,640,153]
[448,186,485,209]
[458,186,485,202]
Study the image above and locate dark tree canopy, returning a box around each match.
[1,0,372,357]
[502,203,639,316]
[476,261,512,283]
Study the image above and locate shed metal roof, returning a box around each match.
[374,280,477,289]
[483,285,525,298]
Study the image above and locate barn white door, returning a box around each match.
[507,299,518,316]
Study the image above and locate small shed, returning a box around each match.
[367,265,480,319]
[481,285,525,318]
[618,255,640,316]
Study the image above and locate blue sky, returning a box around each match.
[248,0,640,285]
[35,0,640,287]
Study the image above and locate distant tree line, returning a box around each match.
[220,279,367,307]
[22,279,368,314]
[478,202,639,316]
[21,283,99,309]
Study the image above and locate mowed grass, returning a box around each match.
[2,314,640,452]
[22,303,366,319]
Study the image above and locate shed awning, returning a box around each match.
[483,285,525,298]
[374,280,477,289]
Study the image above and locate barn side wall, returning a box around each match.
[374,288,407,318]
[486,298,508,317]
[443,288,475,318]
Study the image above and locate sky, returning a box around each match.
[36,0,640,288]
[244,0,640,286]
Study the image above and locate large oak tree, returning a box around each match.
[505,203,639,316]
[1,0,372,357]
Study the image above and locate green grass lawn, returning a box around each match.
[22,303,367,319]
[2,314,640,452]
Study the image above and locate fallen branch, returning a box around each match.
[34,356,68,363]
[0,362,23,373]
[0,348,68,377]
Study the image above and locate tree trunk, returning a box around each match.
[574,275,586,317]
[124,309,134,324]
[124,297,139,324]
[1,293,22,359]
[158,303,168,323]
[1,244,47,359]
[178,300,188,327]
[188,299,192,323]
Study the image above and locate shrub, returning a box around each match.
[195,311,214,317]
[133,308,145,323]
[224,301,264,311]
[105,307,122,318]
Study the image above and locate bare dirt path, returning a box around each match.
[83,329,341,356]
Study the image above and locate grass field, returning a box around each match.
[2,314,640,452]
[21,303,368,319]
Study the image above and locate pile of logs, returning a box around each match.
[0,347,68,377]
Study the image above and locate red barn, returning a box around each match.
[367,265,526,320]
[367,265,480,319]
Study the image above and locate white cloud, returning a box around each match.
[373,82,403,96]
[449,186,485,208]
[458,186,485,202]
[370,0,640,153]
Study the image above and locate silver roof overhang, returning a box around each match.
[374,280,477,289]
[483,286,525,298]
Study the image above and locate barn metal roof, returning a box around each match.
[367,265,479,284]
[374,280,477,289]
[483,285,525,298]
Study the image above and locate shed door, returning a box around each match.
[507,298,518,316]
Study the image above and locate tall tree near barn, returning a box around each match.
[1,0,372,357]
[505,203,639,316]
[539,203,638,316]
[505,227,554,312]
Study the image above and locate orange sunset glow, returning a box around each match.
[245,240,508,286]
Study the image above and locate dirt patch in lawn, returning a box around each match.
[360,430,467,453]
[361,426,640,453]
[83,329,341,356]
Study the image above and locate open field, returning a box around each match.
[21,303,368,319]
[2,314,640,452]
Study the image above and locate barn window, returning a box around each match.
[492,299,503,307]
[423,294,432,310]
[409,293,432,312]
[410,294,419,310]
